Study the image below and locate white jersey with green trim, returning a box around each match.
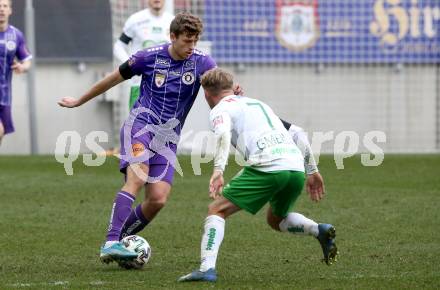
[210,95,305,172]
[122,9,174,86]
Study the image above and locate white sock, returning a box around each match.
[200,215,225,272]
[279,212,319,237]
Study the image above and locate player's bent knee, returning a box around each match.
[146,187,170,209]
[124,168,149,193]
[133,178,147,188]
[124,177,146,193]
[207,197,239,218]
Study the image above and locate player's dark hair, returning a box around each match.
[170,12,203,38]
[201,68,234,96]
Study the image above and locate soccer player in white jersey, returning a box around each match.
[114,0,174,109]
[178,68,338,282]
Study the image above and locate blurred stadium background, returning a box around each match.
[1,0,439,155]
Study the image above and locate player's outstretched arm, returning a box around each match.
[58,69,124,108]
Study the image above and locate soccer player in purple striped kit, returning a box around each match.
[0,0,32,146]
[58,12,240,265]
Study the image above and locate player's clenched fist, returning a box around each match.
[209,170,224,199]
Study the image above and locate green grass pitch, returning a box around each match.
[0,154,439,289]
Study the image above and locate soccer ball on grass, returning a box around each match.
[119,235,151,269]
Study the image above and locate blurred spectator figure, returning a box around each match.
[0,0,32,146]
[114,0,174,110]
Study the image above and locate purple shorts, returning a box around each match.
[0,105,14,134]
[119,122,178,185]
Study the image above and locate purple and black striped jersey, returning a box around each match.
[127,43,216,135]
[0,25,32,106]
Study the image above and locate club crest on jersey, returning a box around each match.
[275,0,320,51]
[6,40,16,51]
[213,115,224,127]
[182,72,195,85]
[155,73,166,87]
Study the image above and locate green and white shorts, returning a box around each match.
[222,166,305,218]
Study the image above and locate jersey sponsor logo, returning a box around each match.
[169,70,181,76]
[182,71,195,85]
[6,40,16,51]
[155,58,170,66]
[271,146,298,156]
[155,73,166,87]
[152,26,163,33]
[155,68,167,74]
[275,0,320,51]
[184,60,195,69]
[132,142,146,157]
[256,132,287,150]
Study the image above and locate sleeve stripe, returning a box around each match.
[19,55,33,62]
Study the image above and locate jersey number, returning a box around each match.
[246,102,274,129]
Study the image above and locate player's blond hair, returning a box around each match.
[201,68,234,96]
[170,12,203,38]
